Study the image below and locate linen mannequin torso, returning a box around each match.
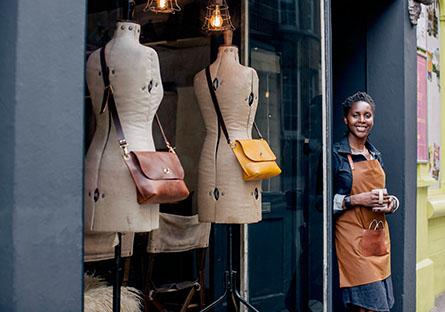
[85,21,162,232]
[194,46,262,224]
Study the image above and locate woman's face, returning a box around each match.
[344,101,374,140]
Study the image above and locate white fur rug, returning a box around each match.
[84,274,143,312]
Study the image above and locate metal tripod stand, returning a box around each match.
[200,225,259,312]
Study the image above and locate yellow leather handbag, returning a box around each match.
[205,66,281,181]
[231,138,282,181]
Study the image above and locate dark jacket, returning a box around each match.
[333,136,384,197]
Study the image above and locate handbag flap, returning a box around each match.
[131,151,185,180]
[235,139,277,161]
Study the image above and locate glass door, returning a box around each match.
[245,0,324,310]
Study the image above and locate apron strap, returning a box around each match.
[347,154,354,170]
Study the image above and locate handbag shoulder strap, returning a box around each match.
[205,66,263,144]
[205,66,231,144]
[99,47,129,157]
[99,47,175,155]
[154,114,175,153]
[249,69,263,139]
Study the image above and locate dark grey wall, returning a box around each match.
[332,0,367,143]
[0,0,86,311]
[331,0,417,311]
[366,1,417,311]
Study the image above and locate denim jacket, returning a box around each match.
[332,136,383,215]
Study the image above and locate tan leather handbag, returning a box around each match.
[99,47,189,204]
[205,66,281,181]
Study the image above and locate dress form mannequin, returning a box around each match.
[85,21,163,232]
[194,32,262,224]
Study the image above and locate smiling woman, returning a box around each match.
[332,91,400,312]
[344,99,375,143]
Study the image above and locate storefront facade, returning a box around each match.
[0,0,417,311]
[416,1,445,311]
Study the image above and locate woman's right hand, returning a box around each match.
[350,191,390,208]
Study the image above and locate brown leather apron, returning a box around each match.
[335,154,391,288]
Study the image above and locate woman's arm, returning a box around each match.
[349,191,390,208]
[335,191,390,213]
[333,194,347,214]
[332,152,346,215]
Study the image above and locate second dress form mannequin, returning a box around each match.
[194,46,262,224]
[85,21,163,232]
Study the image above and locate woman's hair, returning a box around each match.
[342,91,376,117]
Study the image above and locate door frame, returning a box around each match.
[321,0,333,311]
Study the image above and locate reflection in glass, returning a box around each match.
[247,0,323,310]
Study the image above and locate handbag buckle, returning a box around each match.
[122,146,130,160]
[119,139,130,160]
[166,142,176,154]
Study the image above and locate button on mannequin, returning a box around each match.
[194,31,262,224]
[85,21,163,232]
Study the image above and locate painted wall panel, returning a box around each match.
[0,0,86,310]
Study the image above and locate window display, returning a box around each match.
[83,0,323,311]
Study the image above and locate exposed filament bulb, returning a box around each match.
[210,5,223,28]
[157,0,167,9]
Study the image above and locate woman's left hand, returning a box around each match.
[372,199,394,213]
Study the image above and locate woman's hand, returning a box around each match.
[372,199,394,213]
[350,191,390,208]
[373,195,400,213]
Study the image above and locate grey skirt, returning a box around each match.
[342,276,394,311]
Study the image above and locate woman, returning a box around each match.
[333,91,399,312]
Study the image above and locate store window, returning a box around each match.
[83,0,325,311]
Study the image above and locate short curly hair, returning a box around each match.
[342,91,376,117]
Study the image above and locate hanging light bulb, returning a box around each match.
[157,0,167,9]
[143,0,181,14]
[202,0,235,32]
[209,5,223,28]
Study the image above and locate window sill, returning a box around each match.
[427,194,445,219]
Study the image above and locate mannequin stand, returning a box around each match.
[113,233,123,312]
[200,225,259,312]
[113,1,133,306]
